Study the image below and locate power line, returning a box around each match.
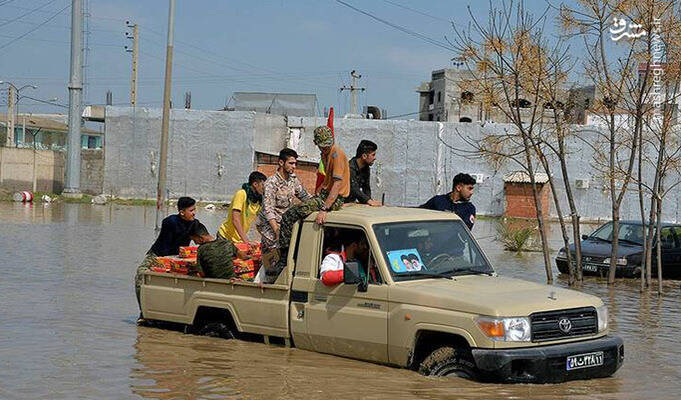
[0,4,71,50]
[0,0,19,7]
[334,0,456,52]
[381,0,453,24]
[0,0,60,28]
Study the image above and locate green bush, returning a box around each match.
[496,219,538,252]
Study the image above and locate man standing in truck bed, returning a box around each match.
[420,173,477,230]
[269,126,350,281]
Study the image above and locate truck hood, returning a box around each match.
[389,275,602,317]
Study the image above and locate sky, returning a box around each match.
[0,0,565,118]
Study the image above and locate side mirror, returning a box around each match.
[343,261,367,292]
[581,234,589,240]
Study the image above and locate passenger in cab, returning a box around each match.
[135,196,198,312]
[217,171,267,243]
[320,235,369,286]
[346,139,382,206]
[271,126,350,280]
[190,222,248,280]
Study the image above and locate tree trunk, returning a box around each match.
[556,134,583,281]
[656,197,663,295]
[608,208,620,284]
[521,136,553,284]
[637,125,646,292]
[538,151,574,285]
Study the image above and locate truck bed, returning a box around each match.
[141,271,291,338]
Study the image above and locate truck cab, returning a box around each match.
[140,206,624,383]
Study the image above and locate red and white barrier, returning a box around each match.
[12,191,33,202]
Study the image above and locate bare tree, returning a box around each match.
[446,1,567,283]
[561,0,654,284]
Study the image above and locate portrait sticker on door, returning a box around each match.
[387,249,424,273]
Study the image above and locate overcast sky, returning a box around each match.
[0,0,565,118]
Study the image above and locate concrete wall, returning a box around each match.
[104,107,286,201]
[102,106,681,222]
[0,147,103,194]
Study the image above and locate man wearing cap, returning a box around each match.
[268,126,350,281]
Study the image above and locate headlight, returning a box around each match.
[476,317,531,342]
[603,257,627,266]
[596,305,608,332]
[556,249,567,260]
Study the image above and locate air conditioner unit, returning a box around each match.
[470,173,485,183]
[575,179,589,189]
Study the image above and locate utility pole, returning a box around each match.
[340,70,365,117]
[64,0,84,198]
[125,21,139,107]
[155,0,176,231]
[6,86,15,147]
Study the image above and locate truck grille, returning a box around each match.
[582,255,606,264]
[530,307,597,342]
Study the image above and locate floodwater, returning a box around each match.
[1,202,680,399]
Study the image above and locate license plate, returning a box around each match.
[583,264,599,272]
[566,351,604,371]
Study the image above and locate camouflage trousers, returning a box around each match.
[272,191,344,277]
[135,252,157,310]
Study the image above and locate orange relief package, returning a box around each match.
[179,246,198,258]
[233,259,255,280]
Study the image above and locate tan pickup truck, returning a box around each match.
[140,206,623,383]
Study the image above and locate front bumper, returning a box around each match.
[471,335,624,383]
[556,259,639,278]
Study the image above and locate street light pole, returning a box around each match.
[0,81,37,146]
[64,0,84,198]
[155,0,176,230]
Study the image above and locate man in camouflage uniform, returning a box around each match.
[269,126,350,281]
[256,148,311,254]
[192,222,248,279]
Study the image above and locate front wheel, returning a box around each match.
[418,346,478,380]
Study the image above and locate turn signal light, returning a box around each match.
[476,319,505,338]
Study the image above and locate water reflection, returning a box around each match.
[1,203,680,399]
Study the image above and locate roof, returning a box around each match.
[0,113,101,135]
[503,171,549,184]
[230,92,318,117]
[307,205,462,226]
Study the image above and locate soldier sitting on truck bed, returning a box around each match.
[268,126,351,282]
[190,222,249,280]
[135,196,199,313]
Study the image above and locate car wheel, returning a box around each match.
[197,322,235,339]
[418,346,478,380]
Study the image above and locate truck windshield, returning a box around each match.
[373,220,494,281]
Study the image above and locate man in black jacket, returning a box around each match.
[345,139,381,206]
[420,173,477,230]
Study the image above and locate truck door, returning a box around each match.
[305,226,389,363]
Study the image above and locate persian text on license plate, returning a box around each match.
[566,351,604,371]
[583,264,599,272]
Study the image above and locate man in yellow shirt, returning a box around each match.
[218,171,267,243]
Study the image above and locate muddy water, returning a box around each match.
[1,202,680,399]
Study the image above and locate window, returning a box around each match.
[437,91,442,103]
[459,117,472,123]
[660,227,676,249]
[373,220,493,281]
[320,227,382,285]
[672,227,681,248]
[461,91,474,103]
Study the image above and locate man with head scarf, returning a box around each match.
[218,171,267,243]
